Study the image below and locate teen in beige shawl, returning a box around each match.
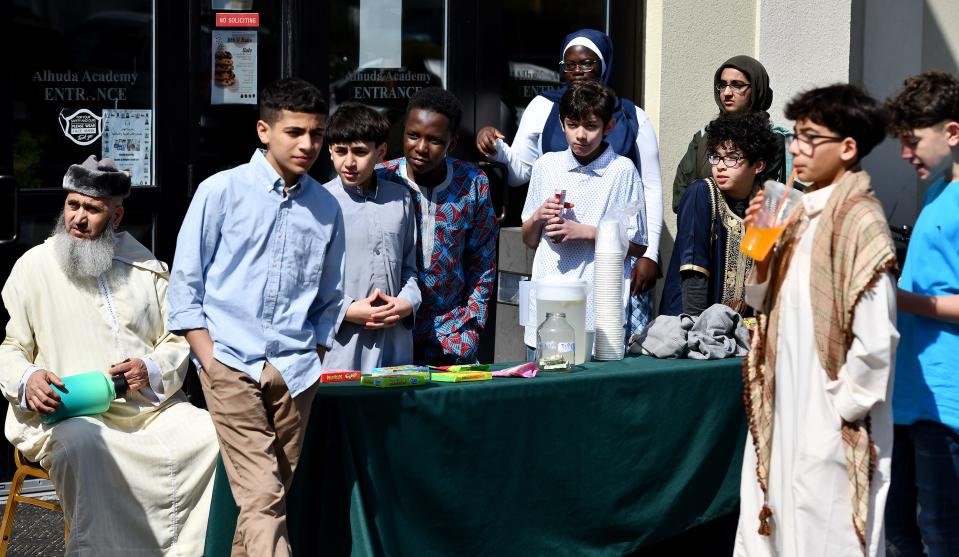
[736,170,898,557]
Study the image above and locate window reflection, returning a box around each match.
[328,0,445,158]
[11,0,153,189]
[500,1,605,137]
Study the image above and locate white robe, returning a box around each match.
[735,185,898,557]
[0,233,218,557]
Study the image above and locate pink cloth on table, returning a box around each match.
[491,362,538,378]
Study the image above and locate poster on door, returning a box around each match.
[101,109,152,186]
[211,30,257,105]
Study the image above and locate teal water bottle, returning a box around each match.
[44,371,129,425]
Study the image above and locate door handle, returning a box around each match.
[0,175,20,245]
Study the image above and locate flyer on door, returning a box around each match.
[211,30,257,105]
[101,109,153,186]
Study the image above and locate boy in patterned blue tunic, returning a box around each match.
[376,88,498,365]
[521,80,647,355]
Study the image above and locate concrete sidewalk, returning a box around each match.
[0,495,64,557]
[0,498,737,556]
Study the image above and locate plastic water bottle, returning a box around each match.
[44,371,129,424]
[537,312,576,371]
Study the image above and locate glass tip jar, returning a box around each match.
[536,312,576,371]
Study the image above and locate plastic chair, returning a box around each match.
[0,449,68,555]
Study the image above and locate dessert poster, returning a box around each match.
[101,109,152,186]
[211,30,257,105]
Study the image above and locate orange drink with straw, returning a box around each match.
[740,171,801,261]
[741,225,786,261]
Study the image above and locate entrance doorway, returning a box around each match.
[1,0,643,482]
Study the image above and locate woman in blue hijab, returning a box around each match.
[476,28,663,336]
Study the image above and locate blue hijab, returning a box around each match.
[541,29,640,170]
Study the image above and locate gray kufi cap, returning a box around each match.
[63,155,131,199]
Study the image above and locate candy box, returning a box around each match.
[320,370,361,383]
[360,374,428,388]
[429,364,490,372]
[370,365,430,378]
[429,371,492,383]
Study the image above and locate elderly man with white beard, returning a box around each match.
[0,156,218,556]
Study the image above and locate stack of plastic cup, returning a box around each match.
[592,220,626,361]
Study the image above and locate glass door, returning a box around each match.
[1,0,158,482]
[6,0,158,239]
[0,0,291,483]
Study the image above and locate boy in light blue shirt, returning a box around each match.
[884,71,959,557]
[167,78,344,556]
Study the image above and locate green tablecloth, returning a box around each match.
[205,355,747,556]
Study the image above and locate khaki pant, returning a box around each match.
[200,360,318,557]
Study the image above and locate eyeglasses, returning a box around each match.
[559,59,598,72]
[786,132,844,156]
[715,81,751,94]
[707,154,747,168]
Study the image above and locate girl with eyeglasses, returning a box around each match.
[476,28,663,339]
[672,55,790,213]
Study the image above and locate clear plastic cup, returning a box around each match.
[740,179,802,261]
[584,330,595,362]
